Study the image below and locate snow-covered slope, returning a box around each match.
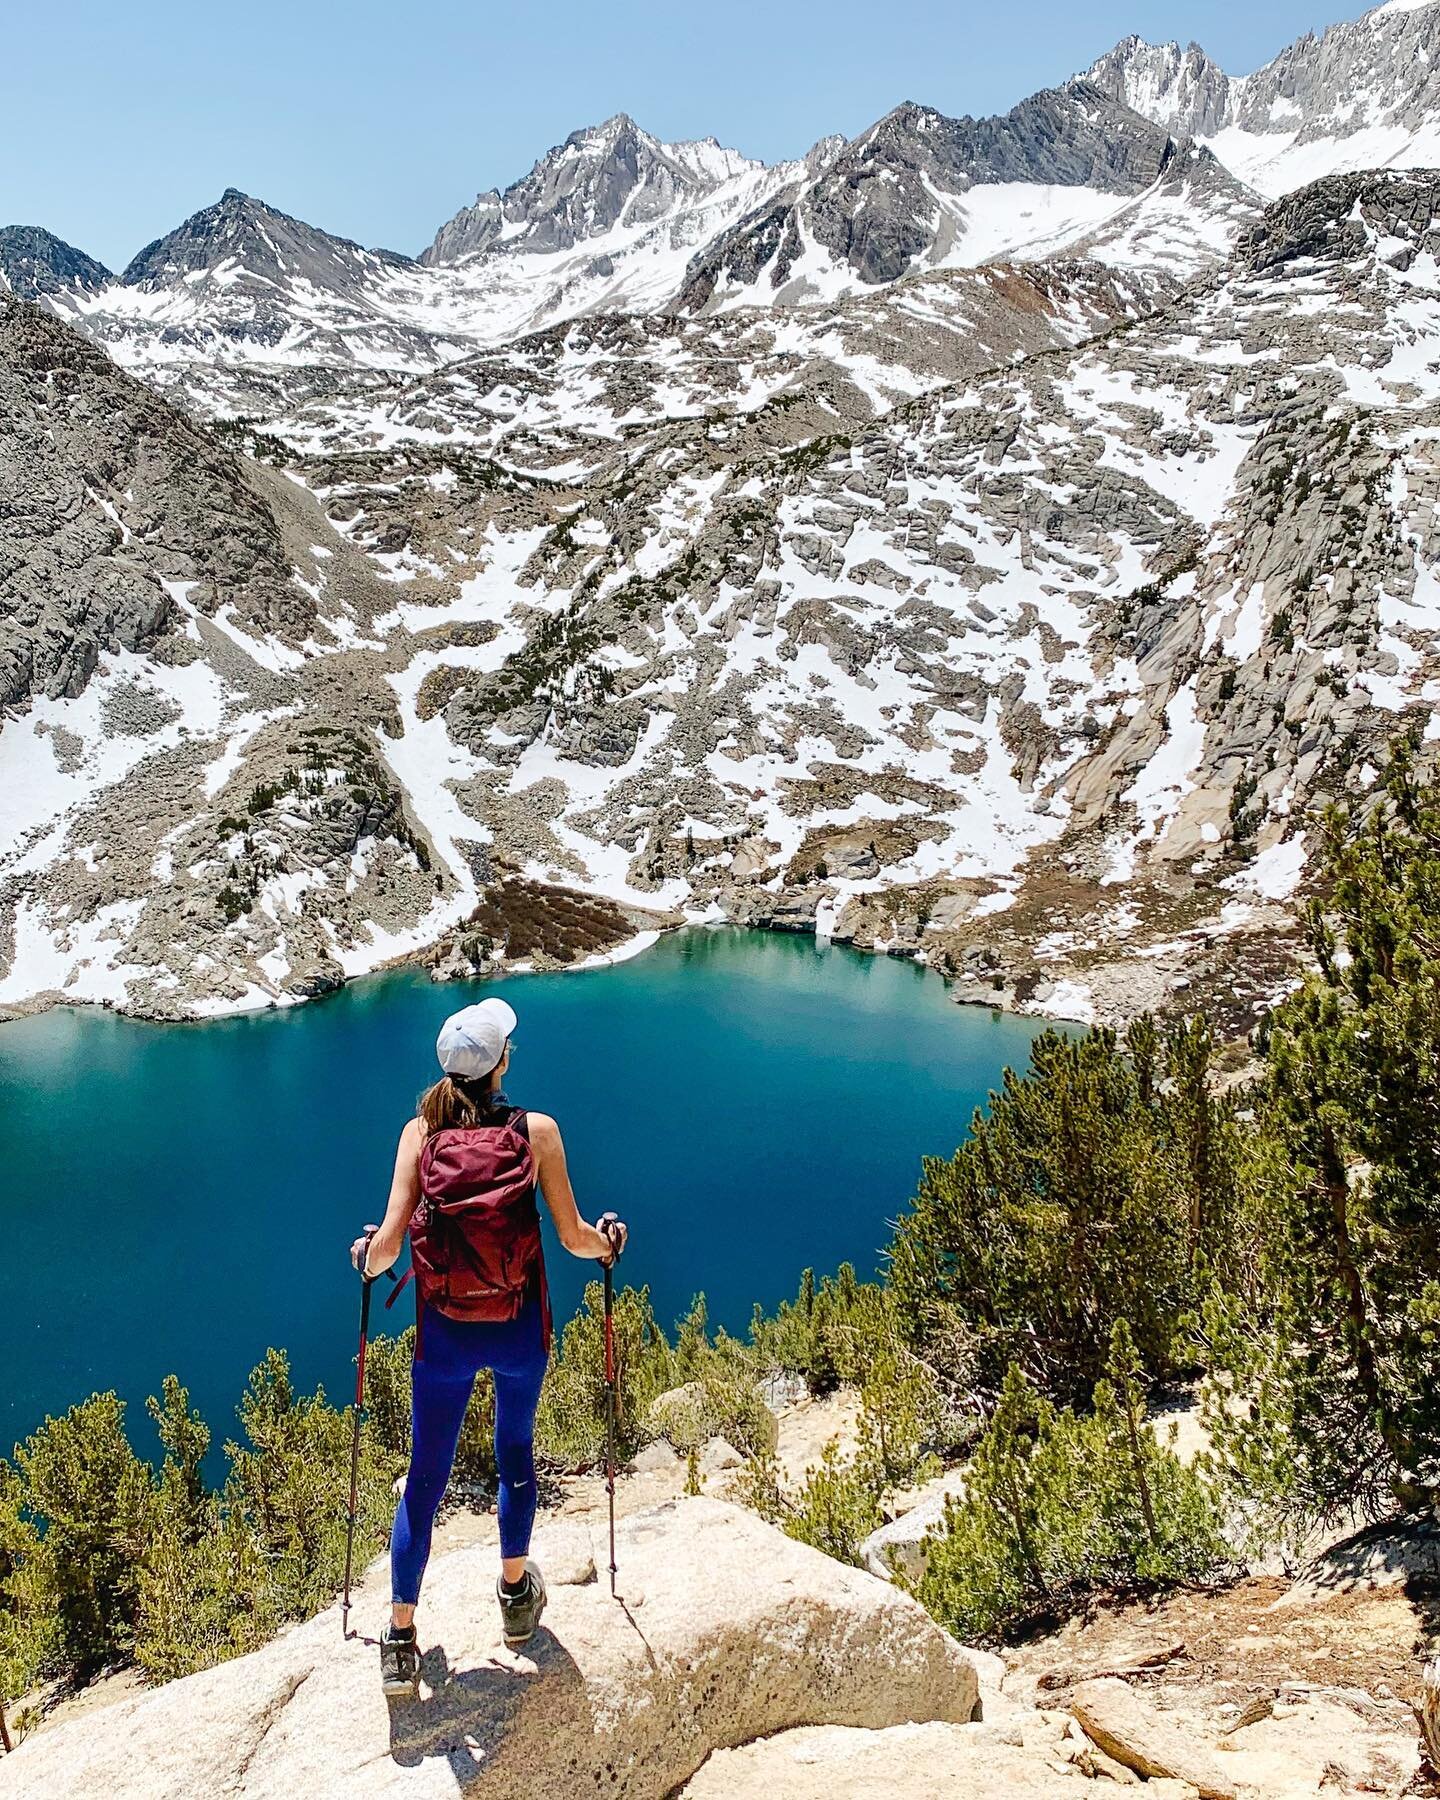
[276,261,1169,474]
[0,297,454,1014]
[8,1,1440,1027]
[675,86,1181,312]
[6,170,1440,1027]
[52,190,490,403]
[418,114,806,340]
[1084,0,1440,197]
[1005,143,1263,278]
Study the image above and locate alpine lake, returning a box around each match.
[0,928,1058,1462]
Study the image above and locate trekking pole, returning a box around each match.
[603,1254,618,1597]
[598,1214,622,1597]
[1,1693,12,1754]
[342,1239,396,1638]
[342,1262,375,1638]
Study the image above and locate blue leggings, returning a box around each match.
[389,1298,549,1605]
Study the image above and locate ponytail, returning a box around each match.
[418,1073,506,1135]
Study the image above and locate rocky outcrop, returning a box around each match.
[678,85,1174,307]
[681,1719,1115,1797]
[1070,1678,1239,1798]
[422,115,776,265]
[0,1498,981,1799]
[0,225,111,300]
[0,298,306,711]
[4,1432,1430,1798]
[1082,3,1440,195]
[860,1471,967,1582]
[1237,166,1440,273]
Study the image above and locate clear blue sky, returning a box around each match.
[4,0,1375,272]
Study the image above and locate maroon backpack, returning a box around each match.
[391,1107,550,1343]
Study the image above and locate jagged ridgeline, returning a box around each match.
[3,0,1440,1029]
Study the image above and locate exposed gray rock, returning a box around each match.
[1083,36,1237,138]
[0,299,307,712]
[0,225,111,300]
[679,85,1175,306]
[1238,167,1440,274]
[1084,3,1440,190]
[423,115,767,264]
[122,187,412,294]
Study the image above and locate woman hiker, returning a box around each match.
[350,996,627,1696]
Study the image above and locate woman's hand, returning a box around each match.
[350,1226,378,1277]
[597,1212,628,1267]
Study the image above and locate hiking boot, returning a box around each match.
[380,1625,419,1698]
[497,1565,546,1647]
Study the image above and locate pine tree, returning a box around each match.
[889,1029,1201,1405]
[917,1340,1225,1642]
[781,1439,883,1566]
[9,1396,155,1676]
[0,1459,60,1721]
[1223,746,1440,1515]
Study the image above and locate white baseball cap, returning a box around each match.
[435,997,518,1079]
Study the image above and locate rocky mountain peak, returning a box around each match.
[868,82,1172,194]
[677,83,1177,310]
[1080,35,1233,137]
[421,115,769,266]
[1083,0,1440,196]
[0,225,112,300]
[119,191,411,292]
[803,133,849,178]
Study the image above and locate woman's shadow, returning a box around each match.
[384,1628,593,1785]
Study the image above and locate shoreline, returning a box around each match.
[0,919,681,1029]
[0,916,1090,1035]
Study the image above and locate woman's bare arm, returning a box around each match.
[350,1118,424,1277]
[529,1112,626,1263]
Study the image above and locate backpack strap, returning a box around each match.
[507,1108,529,1142]
[383,1264,421,1357]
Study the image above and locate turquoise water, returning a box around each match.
[0,929,1052,1462]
